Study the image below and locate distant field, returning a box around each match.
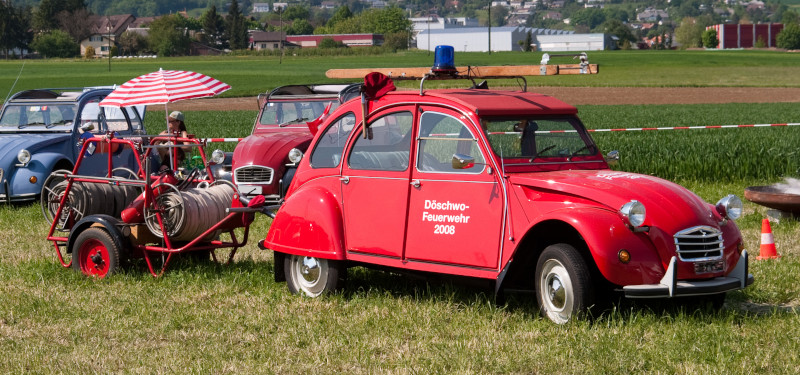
[2,54,800,373]
[2,49,800,99]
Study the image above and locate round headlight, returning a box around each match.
[288,148,303,164]
[211,149,225,165]
[17,149,31,164]
[716,194,743,220]
[620,200,646,227]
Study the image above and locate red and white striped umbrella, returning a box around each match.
[99,68,231,107]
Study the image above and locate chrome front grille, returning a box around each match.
[235,166,274,184]
[674,226,724,261]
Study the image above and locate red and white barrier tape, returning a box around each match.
[481,122,800,135]
[203,123,800,142]
[201,137,243,142]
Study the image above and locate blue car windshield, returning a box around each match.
[0,104,76,130]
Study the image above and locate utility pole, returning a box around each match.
[488,4,491,54]
[107,16,112,71]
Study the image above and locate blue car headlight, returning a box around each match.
[17,149,31,165]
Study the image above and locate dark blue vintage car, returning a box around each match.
[0,87,146,203]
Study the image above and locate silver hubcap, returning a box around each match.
[300,256,321,284]
[540,259,574,324]
[291,255,328,297]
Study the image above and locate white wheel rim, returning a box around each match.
[291,256,328,297]
[540,259,574,324]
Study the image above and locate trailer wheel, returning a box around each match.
[40,169,75,230]
[72,228,121,278]
[285,254,342,297]
[535,244,594,324]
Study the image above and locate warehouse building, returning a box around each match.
[706,23,784,49]
[416,26,614,52]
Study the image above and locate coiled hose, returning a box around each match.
[144,183,235,242]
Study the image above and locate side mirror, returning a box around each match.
[606,150,620,165]
[452,153,476,169]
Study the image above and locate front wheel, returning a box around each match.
[71,228,121,278]
[284,254,343,297]
[535,244,594,324]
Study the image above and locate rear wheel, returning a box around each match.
[40,169,74,229]
[535,244,594,324]
[284,254,342,297]
[71,228,121,278]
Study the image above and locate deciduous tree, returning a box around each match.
[702,29,719,48]
[777,22,800,50]
[147,14,190,56]
[31,29,79,58]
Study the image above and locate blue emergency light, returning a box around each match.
[432,45,456,73]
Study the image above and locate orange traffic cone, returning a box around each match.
[757,218,781,260]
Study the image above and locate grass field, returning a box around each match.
[3,49,800,99]
[2,53,800,373]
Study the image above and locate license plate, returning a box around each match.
[238,185,262,196]
[694,260,724,274]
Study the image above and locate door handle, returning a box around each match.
[410,179,421,188]
[340,176,350,184]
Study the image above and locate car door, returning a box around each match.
[404,107,504,270]
[340,109,415,259]
[75,99,139,176]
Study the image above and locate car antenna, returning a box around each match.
[3,61,25,106]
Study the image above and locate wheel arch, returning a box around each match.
[264,185,345,260]
[67,214,127,256]
[501,219,594,292]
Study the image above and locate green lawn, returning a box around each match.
[1,54,800,373]
[2,49,800,99]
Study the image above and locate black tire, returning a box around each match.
[535,243,594,324]
[284,254,342,297]
[71,227,121,278]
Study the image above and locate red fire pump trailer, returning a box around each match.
[43,132,270,278]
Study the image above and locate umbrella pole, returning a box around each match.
[164,103,176,171]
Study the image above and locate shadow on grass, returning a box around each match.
[24,255,796,323]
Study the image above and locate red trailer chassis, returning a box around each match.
[44,133,266,277]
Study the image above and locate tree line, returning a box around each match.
[0,0,411,59]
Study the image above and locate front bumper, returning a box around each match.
[623,250,754,298]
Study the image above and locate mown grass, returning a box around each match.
[2,94,800,372]
[2,49,800,99]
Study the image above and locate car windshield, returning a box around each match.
[0,104,76,130]
[259,100,340,126]
[482,116,597,162]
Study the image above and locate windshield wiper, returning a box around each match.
[46,120,73,129]
[278,117,308,127]
[18,122,45,129]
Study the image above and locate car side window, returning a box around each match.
[102,106,132,132]
[417,112,484,173]
[310,112,356,168]
[347,111,414,171]
[80,100,105,134]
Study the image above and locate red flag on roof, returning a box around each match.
[362,72,396,100]
[306,101,333,136]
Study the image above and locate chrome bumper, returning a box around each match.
[623,250,754,298]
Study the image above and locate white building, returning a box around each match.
[417,26,590,52]
[252,3,270,13]
[534,33,613,51]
